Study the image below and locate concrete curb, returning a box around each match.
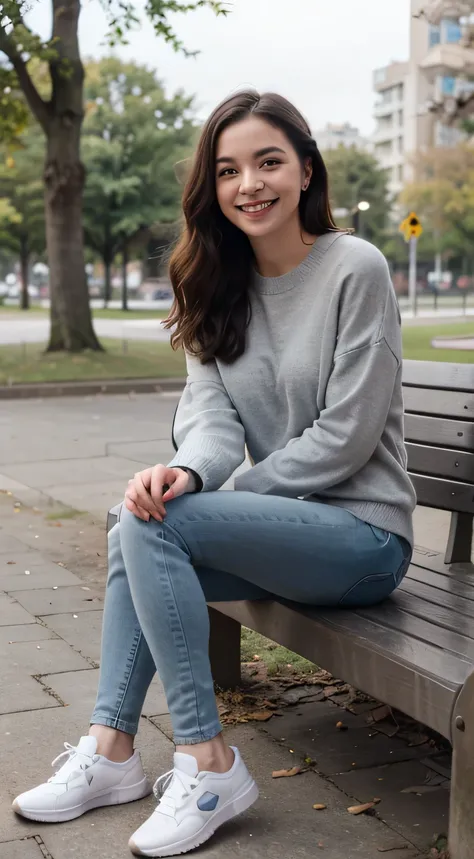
[0,377,186,400]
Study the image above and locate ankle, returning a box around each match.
[89,725,134,763]
[176,739,235,774]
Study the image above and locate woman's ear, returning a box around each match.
[302,157,313,191]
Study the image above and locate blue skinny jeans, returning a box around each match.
[91,491,411,745]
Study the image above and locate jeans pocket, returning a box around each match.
[338,573,397,608]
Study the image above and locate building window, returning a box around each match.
[442,75,456,95]
[398,164,404,182]
[398,109,404,126]
[442,18,462,43]
[398,136,404,153]
[429,24,441,47]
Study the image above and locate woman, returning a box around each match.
[13,91,416,857]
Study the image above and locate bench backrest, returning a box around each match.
[171,359,474,518]
[402,360,474,516]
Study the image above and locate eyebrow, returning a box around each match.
[216,146,286,165]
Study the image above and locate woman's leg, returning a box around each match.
[118,490,411,750]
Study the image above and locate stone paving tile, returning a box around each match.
[0,594,36,626]
[332,757,450,851]
[0,707,173,845]
[0,638,91,676]
[0,624,57,645]
[35,726,420,859]
[42,481,131,519]
[0,535,33,556]
[1,566,82,592]
[39,611,104,662]
[0,837,45,858]
[41,668,169,718]
[0,555,53,574]
[263,700,432,774]
[0,671,60,716]
[8,587,103,617]
[0,456,151,493]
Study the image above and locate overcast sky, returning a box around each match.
[28,0,411,136]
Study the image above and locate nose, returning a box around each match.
[239,170,263,196]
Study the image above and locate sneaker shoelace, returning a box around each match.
[48,742,97,784]
[153,769,199,818]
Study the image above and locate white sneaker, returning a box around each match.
[12,735,152,823]
[128,746,258,857]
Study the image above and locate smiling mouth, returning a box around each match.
[237,199,278,213]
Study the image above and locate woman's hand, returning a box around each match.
[124,465,193,522]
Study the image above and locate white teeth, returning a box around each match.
[241,201,274,213]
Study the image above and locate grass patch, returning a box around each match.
[0,306,170,320]
[0,321,472,386]
[402,321,474,363]
[0,339,185,385]
[45,508,86,521]
[241,627,318,676]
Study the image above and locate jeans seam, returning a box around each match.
[157,527,204,739]
[113,626,144,728]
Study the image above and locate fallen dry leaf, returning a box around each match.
[272,766,302,779]
[323,686,339,697]
[6,561,16,565]
[245,710,274,722]
[369,704,392,723]
[377,845,409,853]
[336,721,348,731]
[313,804,327,810]
[347,799,380,815]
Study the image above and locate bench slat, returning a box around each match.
[405,414,474,450]
[403,360,474,391]
[406,443,474,482]
[356,598,474,661]
[403,386,474,419]
[209,599,465,739]
[389,589,474,639]
[407,565,474,601]
[411,545,474,579]
[401,578,474,621]
[410,474,474,513]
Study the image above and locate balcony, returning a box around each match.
[420,42,474,78]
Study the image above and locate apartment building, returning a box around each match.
[373,0,470,199]
[315,122,372,153]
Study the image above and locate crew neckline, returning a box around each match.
[253,231,345,295]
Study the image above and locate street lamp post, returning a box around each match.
[352,201,371,237]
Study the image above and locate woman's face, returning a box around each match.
[215,116,311,240]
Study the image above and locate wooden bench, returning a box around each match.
[107,358,474,859]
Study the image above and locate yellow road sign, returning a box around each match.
[399,212,423,242]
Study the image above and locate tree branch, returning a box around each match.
[0,27,51,133]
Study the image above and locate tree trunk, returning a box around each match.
[122,242,128,311]
[44,0,102,352]
[104,260,112,308]
[19,236,30,311]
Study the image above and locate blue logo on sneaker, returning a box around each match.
[197,792,219,811]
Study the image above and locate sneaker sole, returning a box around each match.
[128,778,259,857]
[12,776,152,823]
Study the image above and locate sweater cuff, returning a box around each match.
[173,467,203,493]
[167,436,231,492]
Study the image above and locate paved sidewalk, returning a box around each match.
[0,392,457,858]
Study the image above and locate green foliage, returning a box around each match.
[401,144,474,263]
[101,0,229,52]
[321,146,390,244]
[0,129,46,257]
[82,58,195,267]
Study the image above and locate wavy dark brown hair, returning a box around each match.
[165,90,339,364]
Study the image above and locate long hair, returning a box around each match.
[165,90,339,364]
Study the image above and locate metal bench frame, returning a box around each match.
[107,358,474,859]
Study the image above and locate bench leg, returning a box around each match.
[449,671,474,859]
[208,607,241,689]
[445,512,473,564]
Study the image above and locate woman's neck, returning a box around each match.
[251,218,318,278]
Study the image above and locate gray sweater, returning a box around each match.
[168,232,416,546]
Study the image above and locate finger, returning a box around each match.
[162,470,189,502]
[150,466,168,515]
[133,473,160,515]
[124,496,151,522]
[125,486,159,521]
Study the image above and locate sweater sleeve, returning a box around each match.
[167,352,246,492]
[234,248,401,499]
